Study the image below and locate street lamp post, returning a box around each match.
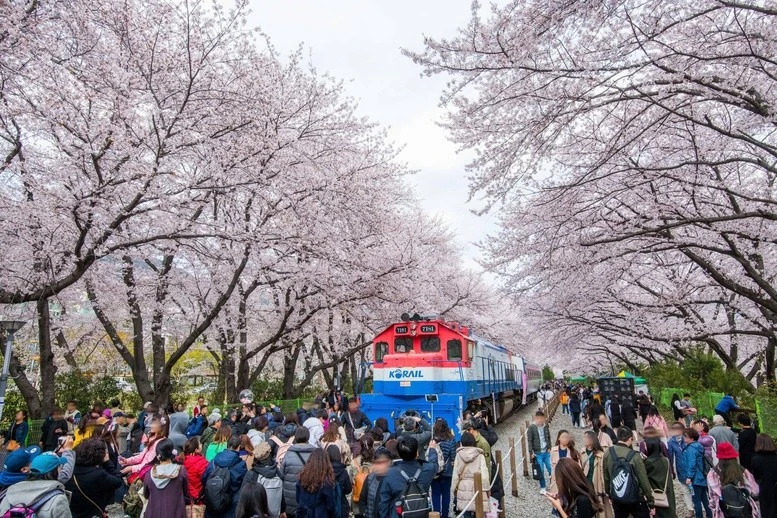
[0,321,26,421]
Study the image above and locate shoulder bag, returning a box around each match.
[651,459,670,508]
[73,474,109,518]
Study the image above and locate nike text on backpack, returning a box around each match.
[609,450,640,505]
[2,489,62,518]
[270,435,294,467]
[719,485,753,518]
[395,468,431,518]
[204,465,233,512]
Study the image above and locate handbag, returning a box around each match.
[127,462,153,485]
[5,439,19,452]
[651,459,670,508]
[186,504,206,518]
[122,479,144,518]
[73,474,108,518]
[347,413,367,440]
[531,457,542,481]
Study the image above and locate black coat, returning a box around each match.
[65,462,124,518]
[610,404,622,427]
[40,418,68,452]
[332,460,352,518]
[621,403,638,429]
[750,452,777,518]
[737,428,757,470]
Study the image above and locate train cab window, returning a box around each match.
[375,342,388,363]
[420,336,440,352]
[394,337,413,353]
[447,339,462,361]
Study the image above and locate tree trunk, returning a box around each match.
[282,345,302,399]
[37,297,57,417]
[766,337,776,383]
[224,349,237,403]
[7,350,42,418]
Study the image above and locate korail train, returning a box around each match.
[359,314,542,435]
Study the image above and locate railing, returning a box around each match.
[454,390,560,518]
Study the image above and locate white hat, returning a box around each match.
[712,415,726,426]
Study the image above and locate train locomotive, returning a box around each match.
[358,314,541,436]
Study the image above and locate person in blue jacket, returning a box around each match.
[431,419,457,518]
[714,395,740,427]
[202,435,247,518]
[681,428,711,518]
[666,423,693,515]
[378,435,438,518]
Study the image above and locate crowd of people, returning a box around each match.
[0,392,510,518]
[0,386,773,518]
[535,385,776,518]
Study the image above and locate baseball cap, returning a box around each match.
[254,442,272,461]
[29,452,68,475]
[4,446,42,473]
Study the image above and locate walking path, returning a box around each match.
[491,396,691,518]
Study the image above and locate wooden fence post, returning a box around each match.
[495,449,506,518]
[508,437,519,496]
[521,425,529,477]
[474,471,485,518]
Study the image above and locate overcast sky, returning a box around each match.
[250,2,498,269]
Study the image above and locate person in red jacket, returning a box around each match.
[182,437,208,503]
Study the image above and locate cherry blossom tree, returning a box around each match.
[409,0,777,381]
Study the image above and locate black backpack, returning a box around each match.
[204,465,233,512]
[720,484,753,518]
[396,468,430,518]
[608,450,640,505]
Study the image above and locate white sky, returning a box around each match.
[250,2,498,269]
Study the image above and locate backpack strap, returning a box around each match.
[74,474,104,516]
[29,488,63,512]
[400,468,422,483]
[294,451,308,465]
[625,450,637,463]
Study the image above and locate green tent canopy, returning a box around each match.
[617,370,647,384]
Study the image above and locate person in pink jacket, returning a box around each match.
[706,442,760,518]
[643,406,670,441]
[119,414,169,481]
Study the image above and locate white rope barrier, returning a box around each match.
[489,459,501,489]
[454,492,480,518]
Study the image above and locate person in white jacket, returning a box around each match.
[452,432,490,516]
[302,409,327,447]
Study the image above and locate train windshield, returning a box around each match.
[420,336,440,352]
[447,339,462,360]
[394,337,413,353]
[375,341,388,362]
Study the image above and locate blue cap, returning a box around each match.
[29,452,68,475]
[3,446,42,473]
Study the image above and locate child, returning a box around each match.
[144,438,189,518]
